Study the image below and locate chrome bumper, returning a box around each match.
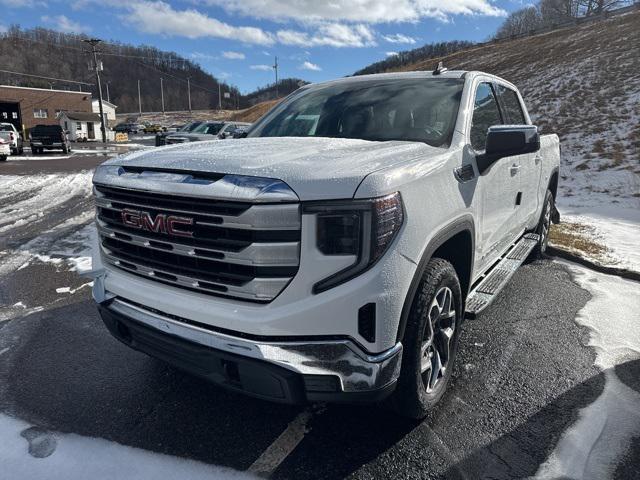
[102,296,402,395]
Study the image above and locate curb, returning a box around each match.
[547,246,640,282]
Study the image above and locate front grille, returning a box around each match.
[94,184,301,302]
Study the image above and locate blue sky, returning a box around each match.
[1,0,522,93]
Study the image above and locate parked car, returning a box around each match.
[218,122,251,139]
[0,123,24,154]
[29,124,71,154]
[155,122,202,146]
[231,124,251,138]
[114,123,143,134]
[164,121,227,144]
[0,137,10,161]
[143,124,167,134]
[91,69,560,418]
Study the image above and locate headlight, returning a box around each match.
[304,192,404,293]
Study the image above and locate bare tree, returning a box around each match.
[495,7,542,38]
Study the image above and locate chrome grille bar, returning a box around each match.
[95,177,301,302]
[97,219,300,267]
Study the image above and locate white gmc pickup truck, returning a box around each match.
[91,69,560,418]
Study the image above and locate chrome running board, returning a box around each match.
[465,233,539,319]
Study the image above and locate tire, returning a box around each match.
[62,145,69,154]
[0,155,6,162]
[531,190,554,259]
[31,147,38,155]
[391,258,463,419]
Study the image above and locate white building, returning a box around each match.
[59,111,114,141]
[92,99,117,125]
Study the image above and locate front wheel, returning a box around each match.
[391,258,463,419]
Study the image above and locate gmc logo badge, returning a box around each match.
[121,209,194,238]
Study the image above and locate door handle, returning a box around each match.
[510,164,521,175]
[534,156,541,165]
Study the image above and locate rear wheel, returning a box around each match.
[0,155,7,162]
[391,258,463,419]
[531,190,554,259]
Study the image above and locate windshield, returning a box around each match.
[192,122,223,135]
[0,125,13,131]
[249,78,464,147]
[181,122,201,132]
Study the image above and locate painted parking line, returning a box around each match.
[247,408,320,478]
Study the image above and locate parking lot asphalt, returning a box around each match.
[1,151,638,479]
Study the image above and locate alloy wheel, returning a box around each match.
[420,286,456,393]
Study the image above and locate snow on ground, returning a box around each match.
[0,414,255,480]
[535,262,640,479]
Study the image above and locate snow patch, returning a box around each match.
[0,414,256,480]
[534,263,640,479]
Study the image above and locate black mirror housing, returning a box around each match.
[477,125,540,173]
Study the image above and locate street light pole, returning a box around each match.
[273,56,279,98]
[84,38,107,143]
[137,79,142,114]
[160,77,165,114]
[187,77,192,112]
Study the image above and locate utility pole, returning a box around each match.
[218,83,222,110]
[137,79,142,114]
[160,77,165,114]
[187,77,192,112]
[84,38,107,143]
[273,56,279,98]
[105,82,110,103]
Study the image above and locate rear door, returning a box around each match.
[471,82,521,270]
[495,83,541,228]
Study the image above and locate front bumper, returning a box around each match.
[97,296,402,404]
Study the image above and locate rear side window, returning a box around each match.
[496,84,527,124]
[470,83,502,151]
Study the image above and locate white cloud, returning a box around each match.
[250,64,273,71]
[203,0,506,23]
[299,61,321,71]
[277,23,376,48]
[41,15,90,33]
[190,51,216,61]
[382,33,417,44]
[123,1,274,45]
[385,51,399,56]
[222,51,245,59]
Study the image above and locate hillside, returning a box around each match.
[243,79,306,107]
[230,100,281,123]
[0,27,240,113]
[387,10,640,271]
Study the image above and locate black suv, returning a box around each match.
[30,125,72,154]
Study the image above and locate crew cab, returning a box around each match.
[30,124,71,154]
[90,69,560,418]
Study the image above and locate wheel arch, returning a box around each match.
[548,167,559,200]
[396,215,475,343]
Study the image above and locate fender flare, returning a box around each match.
[395,215,475,343]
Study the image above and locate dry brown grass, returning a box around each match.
[549,222,610,261]
[230,99,281,123]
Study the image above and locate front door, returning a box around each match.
[87,122,95,139]
[471,82,521,271]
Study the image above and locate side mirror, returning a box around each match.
[477,125,539,174]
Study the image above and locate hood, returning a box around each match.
[106,137,436,200]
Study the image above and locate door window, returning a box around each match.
[495,85,527,124]
[470,83,502,151]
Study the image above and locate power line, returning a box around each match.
[0,68,92,86]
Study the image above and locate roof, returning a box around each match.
[0,85,91,95]
[61,111,102,122]
[305,70,468,89]
[92,99,118,109]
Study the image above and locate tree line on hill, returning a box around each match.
[495,0,637,38]
[0,26,242,113]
